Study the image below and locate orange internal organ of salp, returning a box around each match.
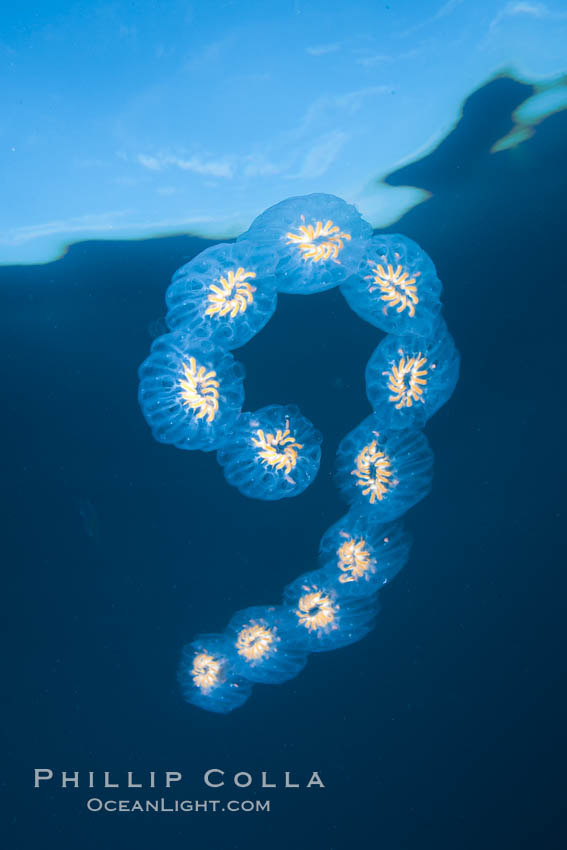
[205,267,257,319]
[366,259,420,317]
[337,537,371,583]
[385,353,428,409]
[251,421,303,475]
[236,623,275,661]
[192,652,221,692]
[351,439,393,503]
[295,591,336,632]
[179,356,219,424]
[286,216,351,263]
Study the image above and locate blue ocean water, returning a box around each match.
[3,76,566,848]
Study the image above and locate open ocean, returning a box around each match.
[3,75,566,848]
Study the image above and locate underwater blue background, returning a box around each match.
[3,75,566,848]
